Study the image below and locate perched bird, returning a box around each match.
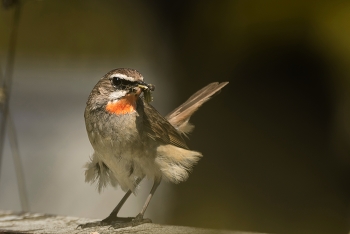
[80,68,228,229]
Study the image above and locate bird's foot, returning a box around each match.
[77,216,134,229]
[77,214,151,229]
[77,221,104,229]
[110,214,152,229]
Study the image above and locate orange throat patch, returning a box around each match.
[106,95,137,115]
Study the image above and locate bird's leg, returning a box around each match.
[133,176,161,223]
[111,176,162,229]
[78,179,142,229]
[77,190,133,228]
[101,189,134,223]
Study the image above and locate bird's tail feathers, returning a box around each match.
[166,82,228,135]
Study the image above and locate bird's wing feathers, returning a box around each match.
[141,82,228,148]
[165,82,229,134]
[142,100,189,149]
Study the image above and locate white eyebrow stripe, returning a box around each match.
[110,73,136,82]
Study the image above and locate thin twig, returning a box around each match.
[0,0,29,212]
[8,112,30,211]
[0,0,21,181]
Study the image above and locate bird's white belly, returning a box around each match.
[88,118,160,192]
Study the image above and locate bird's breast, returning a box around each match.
[85,105,145,158]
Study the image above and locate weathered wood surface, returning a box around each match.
[0,210,262,234]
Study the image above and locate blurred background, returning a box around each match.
[0,1,349,234]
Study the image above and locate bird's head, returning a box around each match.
[87,68,155,115]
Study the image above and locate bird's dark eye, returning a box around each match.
[111,76,136,90]
[112,77,122,87]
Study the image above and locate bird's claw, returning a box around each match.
[110,214,152,229]
[76,221,104,229]
[77,215,151,230]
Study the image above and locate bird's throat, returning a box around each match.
[106,95,137,115]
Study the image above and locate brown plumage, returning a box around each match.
[143,102,189,149]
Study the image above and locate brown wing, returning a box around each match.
[166,82,229,133]
[141,99,189,149]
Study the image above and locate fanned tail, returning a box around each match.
[165,82,229,135]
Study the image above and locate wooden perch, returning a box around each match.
[0,210,261,234]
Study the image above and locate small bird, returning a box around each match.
[80,68,228,229]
